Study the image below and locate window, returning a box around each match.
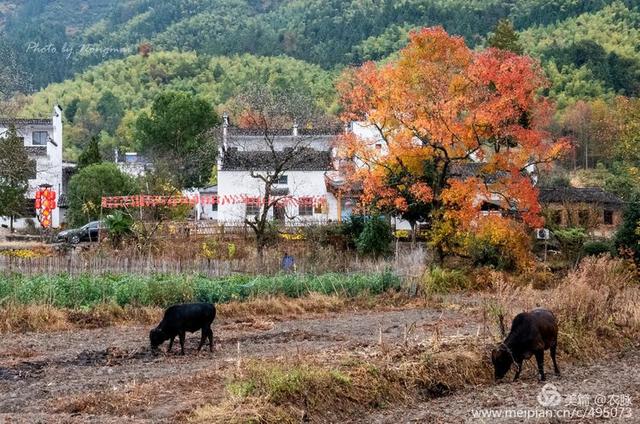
[246,199,260,216]
[314,202,323,214]
[604,210,614,225]
[298,197,313,216]
[276,175,288,185]
[32,131,48,146]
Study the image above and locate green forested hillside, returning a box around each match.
[2,0,636,89]
[2,0,639,164]
[23,52,336,159]
[520,1,640,107]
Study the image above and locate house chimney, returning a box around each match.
[222,112,229,149]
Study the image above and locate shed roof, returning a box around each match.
[0,118,52,126]
[221,147,332,171]
[539,187,623,205]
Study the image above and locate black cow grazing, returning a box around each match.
[150,303,216,355]
[491,308,560,381]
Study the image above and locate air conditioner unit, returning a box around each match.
[535,228,550,240]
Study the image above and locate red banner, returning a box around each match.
[101,194,327,209]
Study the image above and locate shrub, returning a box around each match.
[465,217,533,271]
[356,216,393,258]
[615,196,640,263]
[340,215,367,249]
[421,266,470,294]
[105,211,133,246]
[554,227,587,263]
[582,240,613,256]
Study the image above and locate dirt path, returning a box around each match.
[367,350,640,423]
[0,306,479,423]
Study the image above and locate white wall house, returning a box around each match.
[216,121,343,225]
[0,106,64,229]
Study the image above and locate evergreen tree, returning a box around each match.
[487,19,523,54]
[135,91,219,188]
[615,194,640,263]
[77,136,102,170]
[67,163,137,226]
[0,126,34,230]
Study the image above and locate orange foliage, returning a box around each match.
[336,27,569,236]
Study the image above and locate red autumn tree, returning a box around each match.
[336,27,569,262]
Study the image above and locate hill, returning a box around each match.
[2,0,634,89]
[520,1,640,107]
[23,52,337,159]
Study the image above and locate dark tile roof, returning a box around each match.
[221,147,332,171]
[0,118,52,126]
[449,162,508,183]
[227,126,343,136]
[539,187,623,205]
[24,146,47,156]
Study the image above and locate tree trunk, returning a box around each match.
[410,220,417,247]
[9,215,14,233]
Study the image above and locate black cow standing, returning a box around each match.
[150,303,216,355]
[492,308,560,381]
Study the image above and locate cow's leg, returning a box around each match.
[208,327,214,352]
[550,344,560,376]
[535,350,546,381]
[513,360,523,381]
[167,336,175,353]
[197,327,207,352]
[179,331,186,355]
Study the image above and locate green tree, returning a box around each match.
[67,163,137,226]
[615,194,640,263]
[487,19,523,54]
[0,126,34,231]
[77,136,102,170]
[135,91,219,187]
[356,216,393,258]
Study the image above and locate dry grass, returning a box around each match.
[55,368,227,417]
[0,302,162,333]
[0,292,421,333]
[492,256,640,359]
[0,304,69,333]
[188,341,492,423]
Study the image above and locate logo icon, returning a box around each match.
[537,383,562,407]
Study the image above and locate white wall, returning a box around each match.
[0,106,63,230]
[218,170,333,224]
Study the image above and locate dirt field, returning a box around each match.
[1,303,638,423]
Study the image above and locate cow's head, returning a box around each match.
[149,327,167,349]
[491,347,513,380]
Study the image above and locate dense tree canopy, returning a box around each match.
[135,91,219,188]
[2,0,634,89]
[67,162,137,226]
[22,52,337,160]
[337,27,569,261]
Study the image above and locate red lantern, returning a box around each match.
[35,185,56,228]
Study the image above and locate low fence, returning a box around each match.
[130,219,334,239]
[0,255,251,277]
[0,245,427,279]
